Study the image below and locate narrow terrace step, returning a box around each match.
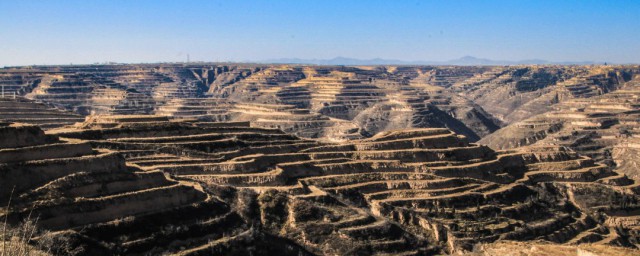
[0,142,93,163]
[339,220,398,240]
[36,184,206,229]
[364,184,482,201]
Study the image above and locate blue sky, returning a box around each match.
[1,0,639,66]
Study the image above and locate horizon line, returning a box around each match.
[2,56,634,68]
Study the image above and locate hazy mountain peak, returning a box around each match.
[261,56,598,66]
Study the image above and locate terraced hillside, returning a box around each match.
[0,121,312,255]
[9,64,638,142]
[3,64,640,255]
[481,74,640,180]
[219,66,508,141]
[0,116,625,254]
[452,66,639,124]
[0,97,83,129]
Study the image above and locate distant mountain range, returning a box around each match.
[260,56,602,66]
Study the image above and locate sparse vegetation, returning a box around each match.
[1,218,48,256]
[1,67,640,254]
[258,189,289,231]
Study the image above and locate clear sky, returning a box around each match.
[1,0,639,66]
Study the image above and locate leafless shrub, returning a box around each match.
[1,188,74,256]
[1,218,48,256]
[1,188,47,256]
